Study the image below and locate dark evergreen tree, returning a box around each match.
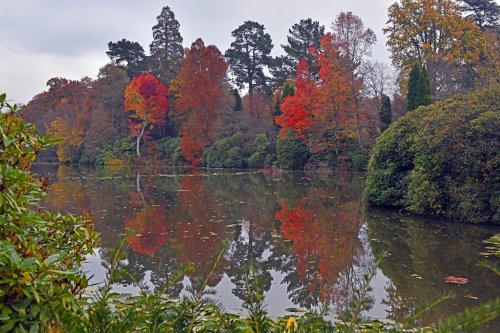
[232,88,242,111]
[460,0,499,31]
[414,65,432,109]
[268,56,291,89]
[379,94,392,132]
[149,6,184,84]
[106,39,147,78]
[282,18,324,77]
[407,64,420,111]
[407,64,432,112]
[225,21,273,114]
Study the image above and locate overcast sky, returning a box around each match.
[1,0,396,104]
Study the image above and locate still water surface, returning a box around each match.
[33,164,499,327]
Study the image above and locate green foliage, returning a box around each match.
[366,86,500,223]
[96,138,134,165]
[379,94,392,132]
[156,137,186,165]
[282,18,325,78]
[0,95,98,331]
[432,298,500,333]
[248,133,274,168]
[106,39,147,78]
[225,21,273,91]
[232,88,242,112]
[204,133,246,168]
[149,6,184,84]
[407,64,432,112]
[348,143,370,171]
[276,131,310,170]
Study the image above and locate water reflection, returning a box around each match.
[33,164,498,323]
[365,209,500,327]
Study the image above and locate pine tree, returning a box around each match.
[282,18,325,77]
[225,21,273,114]
[149,6,184,85]
[460,0,500,31]
[379,94,392,132]
[106,39,147,78]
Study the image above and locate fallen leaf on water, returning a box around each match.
[444,276,469,285]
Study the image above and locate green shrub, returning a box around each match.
[96,137,134,165]
[365,86,500,223]
[204,133,246,168]
[156,137,186,165]
[276,131,310,170]
[0,95,98,331]
[248,133,274,168]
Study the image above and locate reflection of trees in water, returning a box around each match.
[366,209,500,327]
[39,165,383,316]
[170,170,235,287]
[274,175,370,311]
[205,171,281,301]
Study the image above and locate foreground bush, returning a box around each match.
[365,86,500,223]
[0,95,98,331]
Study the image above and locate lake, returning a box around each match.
[33,164,499,329]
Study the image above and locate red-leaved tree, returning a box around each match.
[175,38,228,165]
[124,73,169,157]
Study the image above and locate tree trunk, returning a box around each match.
[136,122,148,157]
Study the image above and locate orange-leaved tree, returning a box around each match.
[124,73,169,157]
[175,38,228,165]
[276,34,355,165]
[275,59,316,140]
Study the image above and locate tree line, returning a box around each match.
[22,0,499,170]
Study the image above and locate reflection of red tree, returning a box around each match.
[172,171,230,286]
[275,190,361,302]
[125,205,169,256]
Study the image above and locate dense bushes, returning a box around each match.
[204,132,246,168]
[247,133,274,168]
[156,137,186,165]
[204,132,275,169]
[276,131,311,170]
[365,86,500,223]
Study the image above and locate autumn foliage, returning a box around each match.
[275,34,355,164]
[125,206,169,256]
[175,38,228,165]
[275,187,362,303]
[124,73,169,156]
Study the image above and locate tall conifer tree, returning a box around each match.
[149,6,184,85]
